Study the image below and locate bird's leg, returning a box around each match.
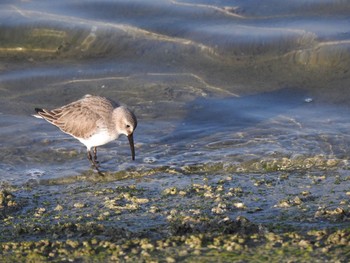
[87,149,99,170]
[87,150,94,165]
[93,147,99,164]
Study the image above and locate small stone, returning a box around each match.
[54,204,63,211]
[293,196,302,205]
[275,200,291,208]
[149,206,160,213]
[298,239,311,248]
[73,203,85,208]
[34,207,46,217]
[233,202,246,209]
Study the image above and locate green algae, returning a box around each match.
[1,160,350,262]
[36,154,344,186]
[1,226,350,262]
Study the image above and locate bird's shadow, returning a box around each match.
[161,87,308,143]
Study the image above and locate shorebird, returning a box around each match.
[34,94,137,171]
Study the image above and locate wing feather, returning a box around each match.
[36,96,114,139]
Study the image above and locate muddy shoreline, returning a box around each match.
[1,1,350,261]
[1,158,349,262]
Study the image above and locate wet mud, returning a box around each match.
[1,154,350,262]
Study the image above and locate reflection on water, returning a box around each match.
[0,0,349,187]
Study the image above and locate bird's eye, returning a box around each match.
[126,124,130,128]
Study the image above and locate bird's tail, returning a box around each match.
[32,108,44,119]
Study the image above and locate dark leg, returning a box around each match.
[87,150,94,165]
[93,147,99,163]
[87,149,100,171]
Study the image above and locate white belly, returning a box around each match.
[78,130,118,150]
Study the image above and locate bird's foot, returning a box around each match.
[87,150,104,175]
[90,162,104,175]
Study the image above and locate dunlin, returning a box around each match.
[34,94,137,171]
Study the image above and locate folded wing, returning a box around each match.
[35,102,100,139]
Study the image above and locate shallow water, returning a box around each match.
[1,0,350,240]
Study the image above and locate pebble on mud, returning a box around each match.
[73,203,86,209]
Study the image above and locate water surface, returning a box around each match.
[1,0,350,238]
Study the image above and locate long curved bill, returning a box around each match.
[128,133,135,160]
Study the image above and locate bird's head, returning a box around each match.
[113,106,137,160]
